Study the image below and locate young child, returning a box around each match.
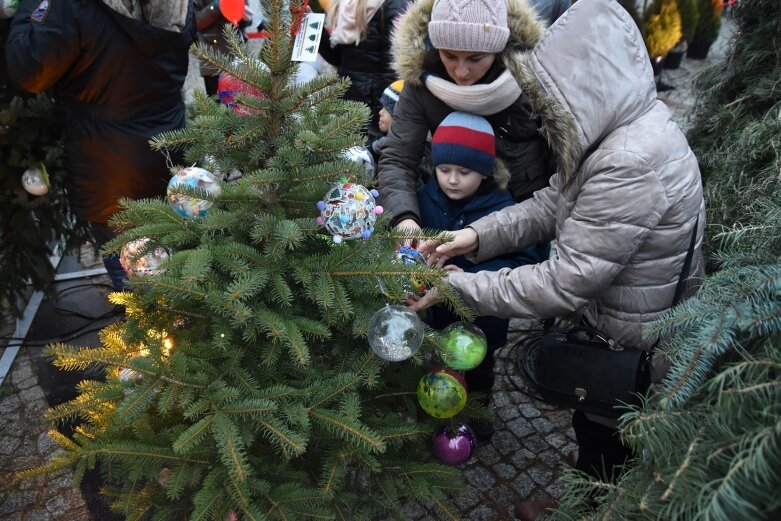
[372,79,432,181]
[416,111,547,438]
[370,80,405,160]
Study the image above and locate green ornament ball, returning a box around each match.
[417,369,468,419]
[438,321,487,371]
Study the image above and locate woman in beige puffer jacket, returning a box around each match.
[413,0,706,486]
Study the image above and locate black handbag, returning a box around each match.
[516,217,699,418]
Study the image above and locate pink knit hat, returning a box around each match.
[428,0,510,53]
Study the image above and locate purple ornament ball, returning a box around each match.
[432,423,475,466]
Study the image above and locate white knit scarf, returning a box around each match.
[329,0,386,46]
[424,69,522,116]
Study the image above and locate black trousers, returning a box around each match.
[464,350,495,397]
[204,75,219,97]
[572,410,632,481]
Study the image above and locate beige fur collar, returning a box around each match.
[101,0,190,32]
[391,0,543,87]
[389,0,580,185]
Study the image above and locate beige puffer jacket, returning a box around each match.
[447,0,706,351]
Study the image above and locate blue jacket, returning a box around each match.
[418,179,548,350]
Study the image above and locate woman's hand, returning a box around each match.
[417,228,479,267]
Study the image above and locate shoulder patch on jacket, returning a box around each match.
[30,0,50,24]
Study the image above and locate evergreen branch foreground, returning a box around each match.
[15,1,475,519]
[552,2,781,519]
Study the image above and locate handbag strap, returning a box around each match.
[670,214,700,308]
[544,214,700,336]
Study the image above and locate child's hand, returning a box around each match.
[405,287,442,312]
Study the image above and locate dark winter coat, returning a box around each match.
[378,0,552,226]
[418,178,548,351]
[194,0,250,77]
[5,0,195,226]
[319,0,409,137]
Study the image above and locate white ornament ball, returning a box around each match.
[0,0,19,19]
[119,238,169,276]
[21,165,49,196]
[341,146,376,184]
[167,166,221,219]
[367,305,425,362]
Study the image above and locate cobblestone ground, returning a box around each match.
[393,322,576,521]
[0,350,91,521]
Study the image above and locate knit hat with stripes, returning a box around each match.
[379,80,405,115]
[432,111,495,177]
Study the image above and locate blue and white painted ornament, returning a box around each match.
[167,166,221,219]
[316,180,383,243]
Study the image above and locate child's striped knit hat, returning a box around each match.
[432,112,495,177]
[379,80,405,115]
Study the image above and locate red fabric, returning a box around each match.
[431,126,495,155]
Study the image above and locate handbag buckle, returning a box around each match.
[608,339,623,352]
[575,388,587,402]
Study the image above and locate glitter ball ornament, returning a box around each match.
[341,146,376,184]
[438,321,488,371]
[21,164,50,196]
[367,305,424,362]
[167,166,221,219]
[317,181,383,241]
[0,0,19,19]
[417,368,468,419]
[432,423,476,466]
[217,72,266,116]
[119,238,169,276]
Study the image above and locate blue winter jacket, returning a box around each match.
[418,179,549,350]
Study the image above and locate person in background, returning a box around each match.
[6,0,195,289]
[409,0,705,518]
[195,0,254,96]
[370,79,404,159]
[377,0,552,236]
[413,111,548,439]
[528,0,571,26]
[319,0,409,143]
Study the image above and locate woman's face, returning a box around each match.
[438,49,496,86]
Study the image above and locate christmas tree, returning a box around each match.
[552,1,781,519]
[0,18,91,320]
[18,1,479,519]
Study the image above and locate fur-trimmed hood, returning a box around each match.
[503,0,658,186]
[101,0,190,32]
[391,0,543,86]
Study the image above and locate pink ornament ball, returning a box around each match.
[432,423,475,466]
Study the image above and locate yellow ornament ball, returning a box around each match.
[417,369,468,419]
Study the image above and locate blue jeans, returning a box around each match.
[91,223,128,290]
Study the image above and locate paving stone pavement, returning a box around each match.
[0,349,91,521]
[0,15,736,521]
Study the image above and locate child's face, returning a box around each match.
[435,164,484,200]
[379,108,393,133]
